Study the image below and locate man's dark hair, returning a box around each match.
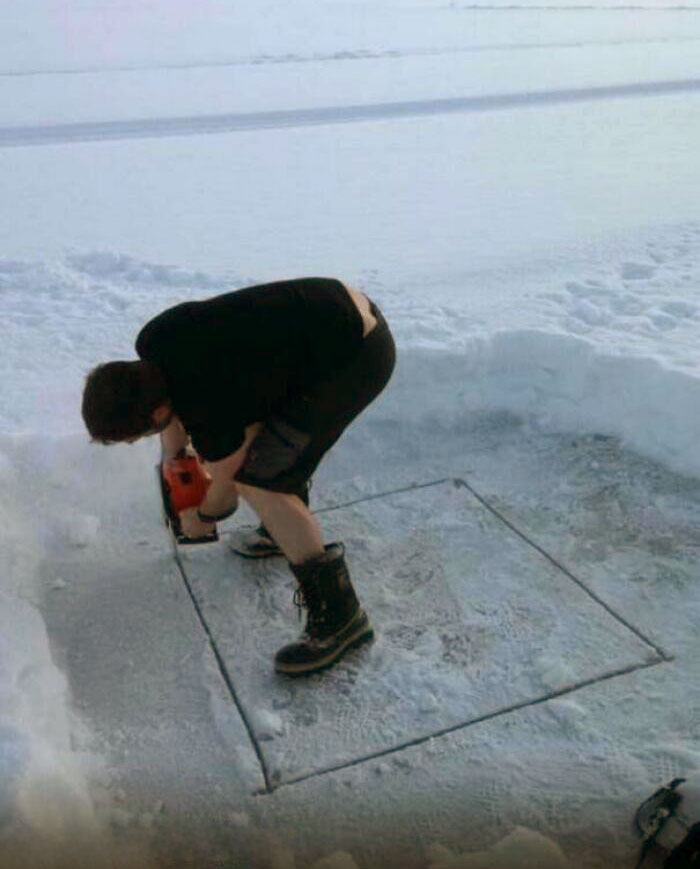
[82,360,168,443]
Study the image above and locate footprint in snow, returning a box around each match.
[659,300,698,319]
[565,280,608,298]
[609,294,645,316]
[620,262,656,281]
[648,311,678,331]
[569,298,608,326]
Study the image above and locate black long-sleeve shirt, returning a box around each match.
[135,277,364,460]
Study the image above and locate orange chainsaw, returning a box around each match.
[158,449,218,544]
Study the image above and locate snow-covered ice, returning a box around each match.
[1,1,700,866]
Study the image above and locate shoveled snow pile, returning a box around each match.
[0,592,150,869]
[254,829,572,869]
[426,827,571,869]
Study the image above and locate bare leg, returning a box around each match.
[236,484,324,565]
[159,414,189,458]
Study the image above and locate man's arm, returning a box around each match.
[199,421,262,515]
[159,415,189,459]
[179,422,262,538]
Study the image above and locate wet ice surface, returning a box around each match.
[186,475,658,789]
[3,405,699,866]
[453,427,700,661]
[59,408,690,868]
[238,415,697,868]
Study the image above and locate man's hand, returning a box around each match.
[179,507,216,540]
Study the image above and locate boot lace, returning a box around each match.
[293,584,328,632]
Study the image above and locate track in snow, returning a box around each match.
[2,77,699,148]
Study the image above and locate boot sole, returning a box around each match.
[274,613,375,677]
[229,528,283,559]
[232,545,283,559]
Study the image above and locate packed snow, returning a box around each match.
[1,1,700,867]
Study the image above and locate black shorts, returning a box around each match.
[235,300,395,495]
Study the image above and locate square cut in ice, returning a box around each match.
[184,479,658,788]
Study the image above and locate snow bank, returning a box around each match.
[387,328,700,479]
[253,828,572,869]
[0,526,150,868]
[6,243,700,476]
[426,827,571,869]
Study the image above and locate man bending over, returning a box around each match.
[81,277,396,676]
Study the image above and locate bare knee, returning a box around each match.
[236,483,303,510]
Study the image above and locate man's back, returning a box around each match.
[135,277,365,460]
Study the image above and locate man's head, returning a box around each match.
[82,360,171,444]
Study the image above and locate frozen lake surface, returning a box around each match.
[1,2,700,866]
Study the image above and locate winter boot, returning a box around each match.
[274,543,374,676]
[230,523,283,558]
[230,484,310,559]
